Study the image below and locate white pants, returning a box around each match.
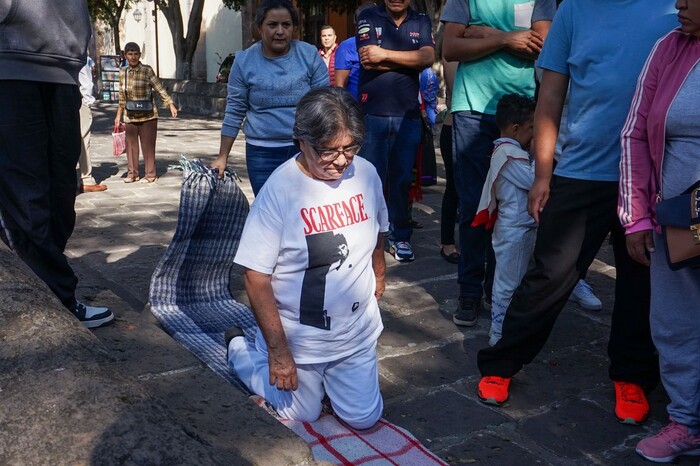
[228,336,383,430]
[490,224,537,346]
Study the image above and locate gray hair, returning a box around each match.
[293,87,364,148]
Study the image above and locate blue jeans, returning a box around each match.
[361,114,421,242]
[245,143,297,196]
[452,111,499,300]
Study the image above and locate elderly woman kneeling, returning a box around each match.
[227,87,388,429]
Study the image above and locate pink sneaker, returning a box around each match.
[636,420,700,462]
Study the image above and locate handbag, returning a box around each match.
[654,180,700,270]
[112,123,126,156]
[125,70,153,113]
[125,100,153,112]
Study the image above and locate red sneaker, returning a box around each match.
[478,376,511,406]
[614,381,649,425]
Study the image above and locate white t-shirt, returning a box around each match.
[234,155,390,364]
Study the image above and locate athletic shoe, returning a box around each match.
[71,301,114,329]
[389,241,415,262]
[636,420,700,462]
[453,297,478,326]
[614,381,649,425]
[569,279,603,310]
[478,376,511,405]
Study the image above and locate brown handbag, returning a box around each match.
[655,180,700,270]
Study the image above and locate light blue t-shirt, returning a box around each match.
[221,41,329,147]
[537,0,677,182]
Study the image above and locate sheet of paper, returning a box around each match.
[514,1,535,28]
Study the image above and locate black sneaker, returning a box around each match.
[71,301,114,329]
[224,326,245,359]
[453,297,478,326]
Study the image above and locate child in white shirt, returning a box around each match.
[472,94,537,346]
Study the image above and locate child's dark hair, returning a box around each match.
[495,94,536,131]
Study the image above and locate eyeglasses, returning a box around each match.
[313,144,361,163]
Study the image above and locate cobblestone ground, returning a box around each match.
[67,103,696,466]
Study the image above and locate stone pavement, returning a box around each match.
[66,102,695,465]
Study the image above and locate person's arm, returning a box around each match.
[148,68,178,118]
[212,60,249,176]
[335,69,350,88]
[528,69,568,223]
[359,45,434,71]
[500,156,535,191]
[309,46,331,88]
[357,9,434,71]
[620,41,665,266]
[372,233,386,300]
[243,269,298,391]
[115,69,125,125]
[442,21,543,63]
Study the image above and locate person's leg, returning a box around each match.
[489,225,536,347]
[360,114,390,187]
[78,102,96,185]
[439,124,458,248]
[244,143,298,196]
[608,221,659,390]
[387,116,421,243]
[452,111,499,302]
[636,233,700,461]
[0,81,79,309]
[228,335,325,422]
[649,233,700,427]
[477,177,613,377]
[124,122,140,180]
[323,342,383,430]
[140,118,158,180]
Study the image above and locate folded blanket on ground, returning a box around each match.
[149,157,447,466]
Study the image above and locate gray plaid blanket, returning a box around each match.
[149,156,256,392]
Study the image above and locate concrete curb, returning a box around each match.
[0,242,322,465]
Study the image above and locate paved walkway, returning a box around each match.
[68,103,694,465]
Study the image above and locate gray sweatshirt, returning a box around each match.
[221,40,329,146]
[0,0,91,85]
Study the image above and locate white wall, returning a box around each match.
[119,0,242,82]
[204,2,243,82]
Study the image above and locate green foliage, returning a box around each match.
[222,0,358,14]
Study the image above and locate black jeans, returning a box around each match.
[478,176,659,389]
[0,81,81,309]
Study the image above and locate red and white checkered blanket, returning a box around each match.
[252,396,447,466]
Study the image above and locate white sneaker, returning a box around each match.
[71,301,115,328]
[569,279,603,311]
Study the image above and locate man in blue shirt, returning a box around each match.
[476,0,677,426]
[335,3,376,100]
[356,0,434,262]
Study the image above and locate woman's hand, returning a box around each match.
[169,103,178,118]
[626,230,654,266]
[211,154,228,178]
[268,345,298,391]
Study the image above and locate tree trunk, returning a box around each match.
[157,0,205,80]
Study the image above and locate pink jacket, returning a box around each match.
[618,29,700,234]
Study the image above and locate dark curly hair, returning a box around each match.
[495,93,536,131]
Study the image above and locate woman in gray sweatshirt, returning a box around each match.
[212,0,329,196]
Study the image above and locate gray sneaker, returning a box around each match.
[453,297,478,326]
